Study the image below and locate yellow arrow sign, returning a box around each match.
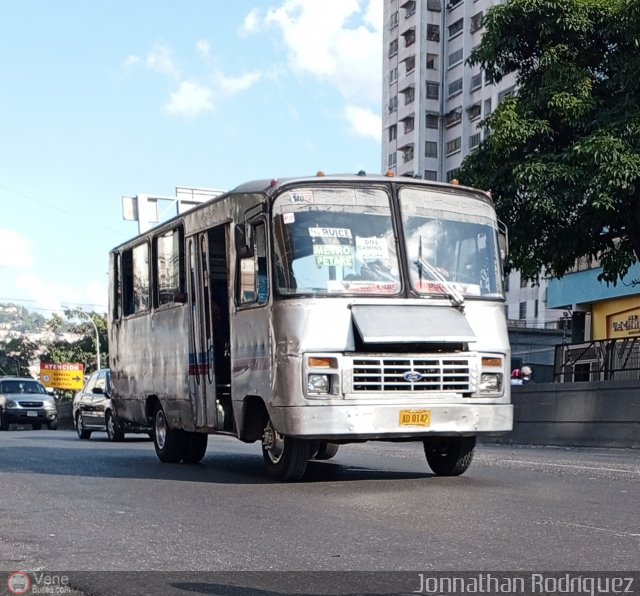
[40,363,85,391]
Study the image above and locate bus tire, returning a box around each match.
[261,419,311,481]
[182,432,208,464]
[153,405,186,463]
[314,441,339,460]
[423,436,475,476]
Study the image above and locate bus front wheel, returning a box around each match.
[423,436,476,476]
[153,405,186,463]
[261,419,311,481]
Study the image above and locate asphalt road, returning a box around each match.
[0,429,638,595]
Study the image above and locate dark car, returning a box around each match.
[73,369,149,441]
[0,377,58,430]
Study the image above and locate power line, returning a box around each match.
[0,182,129,237]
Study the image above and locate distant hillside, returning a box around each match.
[0,303,47,334]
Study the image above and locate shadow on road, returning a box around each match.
[0,431,438,486]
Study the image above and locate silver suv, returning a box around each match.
[0,377,58,430]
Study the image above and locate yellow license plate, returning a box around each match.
[399,409,431,427]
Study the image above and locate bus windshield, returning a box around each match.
[399,187,503,298]
[272,187,401,296]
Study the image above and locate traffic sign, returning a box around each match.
[40,362,85,391]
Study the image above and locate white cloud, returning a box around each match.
[196,39,211,58]
[344,105,381,141]
[146,44,179,77]
[165,81,215,116]
[123,54,141,68]
[0,229,33,269]
[239,8,262,37]
[217,72,263,96]
[256,0,383,104]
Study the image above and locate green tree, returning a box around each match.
[0,338,39,376]
[41,309,108,375]
[458,0,640,283]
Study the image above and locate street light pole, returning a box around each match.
[74,310,101,373]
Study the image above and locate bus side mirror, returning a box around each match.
[235,224,254,259]
[498,220,508,267]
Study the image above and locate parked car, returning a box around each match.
[0,377,58,430]
[73,368,149,441]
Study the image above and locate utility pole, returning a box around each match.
[67,308,101,373]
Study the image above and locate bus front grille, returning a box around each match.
[351,357,472,392]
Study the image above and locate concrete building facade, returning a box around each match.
[381,0,565,332]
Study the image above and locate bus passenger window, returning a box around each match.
[123,243,150,315]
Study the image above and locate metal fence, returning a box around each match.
[554,337,640,382]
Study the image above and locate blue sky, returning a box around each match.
[0,0,383,316]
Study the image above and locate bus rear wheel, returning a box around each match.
[423,436,476,476]
[182,432,208,464]
[261,419,311,481]
[153,405,186,463]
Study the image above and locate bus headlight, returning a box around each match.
[479,373,503,394]
[307,374,330,394]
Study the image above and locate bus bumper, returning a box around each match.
[272,403,513,440]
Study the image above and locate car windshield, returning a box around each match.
[0,380,47,394]
[399,187,503,299]
[272,186,401,296]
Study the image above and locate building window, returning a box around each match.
[520,275,528,288]
[448,48,463,68]
[402,145,414,162]
[499,85,516,102]
[469,132,481,149]
[448,0,463,8]
[535,299,539,318]
[405,55,416,74]
[519,302,527,320]
[425,113,439,128]
[467,103,481,120]
[470,11,483,33]
[445,108,462,127]
[426,81,440,100]
[403,116,415,133]
[448,77,463,97]
[425,141,438,158]
[426,53,438,70]
[390,11,399,29]
[389,39,399,57]
[448,18,463,39]
[403,0,416,17]
[471,73,482,91]
[484,98,492,116]
[424,170,438,181]
[446,168,460,182]
[388,124,397,142]
[388,152,397,167]
[389,67,398,85]
[389,95,398,113]
[427,24,440,42]
[402,27,416,47]
[427,0,441,10]
[446,136,461,155]
[402,86,415,105]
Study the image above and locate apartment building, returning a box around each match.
[381,0,564,333]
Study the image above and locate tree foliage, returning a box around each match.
[41,308,108,375]
[458,0,640,283]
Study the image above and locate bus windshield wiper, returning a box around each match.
[415,256,465,309]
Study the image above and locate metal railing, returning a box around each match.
[554,337,640,382]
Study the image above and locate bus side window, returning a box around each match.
[238,221,269,306]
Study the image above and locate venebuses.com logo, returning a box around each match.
[6,571,72,595]
[7,572,30,595]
